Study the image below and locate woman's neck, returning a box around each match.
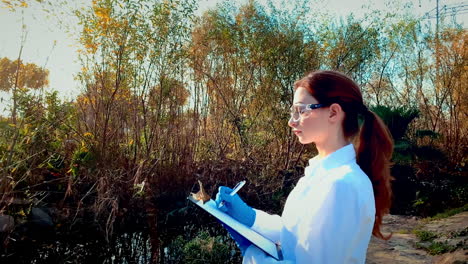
[315,135,349,158]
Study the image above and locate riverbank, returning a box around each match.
[367,211,468,263]
[1,207,466,263]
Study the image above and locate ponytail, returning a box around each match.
[357,110,394,240]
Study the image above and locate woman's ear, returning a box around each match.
[328,103,343,123]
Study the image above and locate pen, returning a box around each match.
[218,180,246,208]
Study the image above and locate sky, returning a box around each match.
[0,0,466,114]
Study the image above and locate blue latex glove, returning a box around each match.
[223,223,252,255]
[215,186,256,227]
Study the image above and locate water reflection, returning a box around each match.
[1,203,241,263]
[1,230,152,263]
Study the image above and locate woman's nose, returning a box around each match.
[288,118,298,128]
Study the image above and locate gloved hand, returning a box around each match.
[223,223,252,256]
[215,186,256,227]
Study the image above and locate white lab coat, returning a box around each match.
[243,144,375,264]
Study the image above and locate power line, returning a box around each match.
[424,10,468,19]
[421,2,468,20]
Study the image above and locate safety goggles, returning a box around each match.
[289,103,325,122]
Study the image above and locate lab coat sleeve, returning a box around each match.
[250,209,283,243]
[244,179,362,264]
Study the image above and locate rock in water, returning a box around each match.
[0,214,14,232]
[31,207,53,228]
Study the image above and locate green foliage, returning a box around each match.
[0,88,75,215]
[371,105,420,164]
[448,227,468,239]
[413,229,459,255]
[165,230,236,264]
[70,147,95,179]
[429,204,468,221]
[413,229,438,242]
[47,153,65,171]
[392,140,413,162]
[414,241,457,255]
[371,105,419,141]
[372,104,466,217]
[425,242,457,255]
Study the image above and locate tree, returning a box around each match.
[318,15,379,83]
[0,57,49,123]
[190,0,320,170]
[75,0,196,261]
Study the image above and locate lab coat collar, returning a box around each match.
[308,144,356,171]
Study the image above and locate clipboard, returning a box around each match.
[188,196,283,260]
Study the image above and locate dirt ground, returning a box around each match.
[366,212,468,264]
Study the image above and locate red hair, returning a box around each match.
[294,70,394,240]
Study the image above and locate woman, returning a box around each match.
[215,70,394,263]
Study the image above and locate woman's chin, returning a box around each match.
[298,137,313,145]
